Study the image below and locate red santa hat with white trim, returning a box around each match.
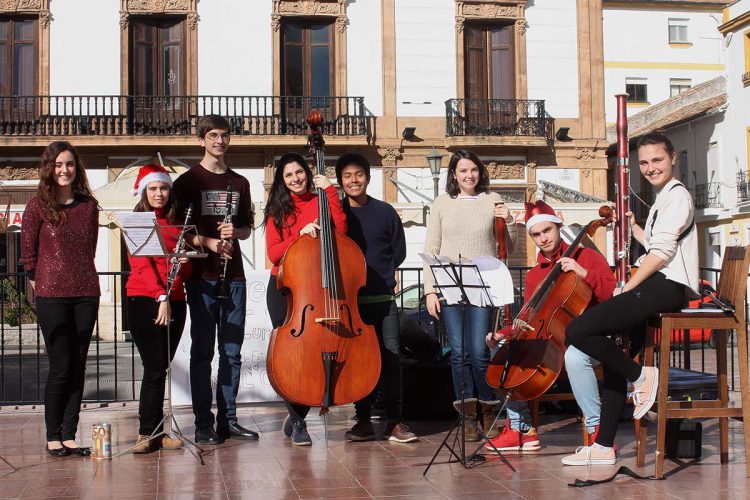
[132,163,172,197]
[524,200,562,233]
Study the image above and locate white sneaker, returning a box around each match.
[561,445,616,466]
[632,366,659,420]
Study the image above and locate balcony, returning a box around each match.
[445,98,551,147]
[695,182,722,209]
[743,72,750,87]
[0,95,367,144]
[738,171,750,203]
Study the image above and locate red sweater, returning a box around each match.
[524,241,615,307]
[125,209,192,301]
[265,186,348,276]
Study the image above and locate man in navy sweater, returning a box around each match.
[336,153,418,443]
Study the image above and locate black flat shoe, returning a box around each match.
[218,422,259,441]
[46,445,70,457]
[63,445,91,457]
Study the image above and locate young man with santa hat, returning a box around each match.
[484,200,615,453]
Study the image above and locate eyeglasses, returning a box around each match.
[205,132,231,142]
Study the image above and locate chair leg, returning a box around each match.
[530,399,539,430]
[636,417,647,467]
[716,329,730,464]
[655,320,672,479]
[735,326,750,478]
[582,422,590,446]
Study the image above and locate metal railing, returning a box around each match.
[1,265,746,405]
[738,171,750,203]
[0,95,367,137]
[695,182,722,209]
[445,98,549,138]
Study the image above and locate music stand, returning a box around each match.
[422,255,514,474]
[111,216,208,464]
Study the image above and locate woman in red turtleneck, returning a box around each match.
[263,152,347,446]
[125,164,192,454]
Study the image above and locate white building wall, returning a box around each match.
[603,7,725,121]
[197,0,272,95]
[525,0,580,118]
[348,2,384,116]
[394,0,455,117]
[50,0,120,95]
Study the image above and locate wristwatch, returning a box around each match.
[156,294,168,303]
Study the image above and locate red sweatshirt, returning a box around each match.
[126,209,192,301]
[524,241,615,306]
[265,186,348,276]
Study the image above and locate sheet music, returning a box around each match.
[419,254,513,307]
[115,211,166,256]
[419,254,463,305]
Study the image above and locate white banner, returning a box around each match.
[171,270,282,405]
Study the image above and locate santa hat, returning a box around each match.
[524,200,562,233]
[132,164,172,197]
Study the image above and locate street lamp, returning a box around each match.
[426,145,443,200]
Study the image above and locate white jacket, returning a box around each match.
[636,178,699,296]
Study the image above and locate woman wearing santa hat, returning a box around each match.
[423,149,518,441]
[125,163,192,453]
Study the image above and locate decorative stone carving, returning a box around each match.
[576,148,595,166]
[119,11,129,29]
[271,14,282,31]
[0,166,39,181]
[487,162,525,180]
[187,12,198,30]
[582,168,591,178]
[378,148,402,167]
[38,9,50,28]
[455,2,526,32]
[273,0,347,20]
[122,0,194,14]
[324,166,336,179]
[335,15,347,33]
[0,0,46,13]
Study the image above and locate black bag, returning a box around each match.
[665,419,702,459]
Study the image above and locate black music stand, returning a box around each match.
[112,218,208,464]
[422,255,514,474]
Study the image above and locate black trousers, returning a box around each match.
[354,301,402,423]
[128,296,187,436]
[565,272,686,447]
[36,296,99,442]
[267,275,310,422]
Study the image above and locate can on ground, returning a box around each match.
[91,423,112,460]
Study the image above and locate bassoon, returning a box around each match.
[614,94,631,286]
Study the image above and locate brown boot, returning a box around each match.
[157,434,183,450]
[132,435,153,454]
[453,398,480,442]
[478,400,500,439]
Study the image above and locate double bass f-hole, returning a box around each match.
[339,304,362,336]
[290,304,315,337]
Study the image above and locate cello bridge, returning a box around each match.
[315,317,340,324]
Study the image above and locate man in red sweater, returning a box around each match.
[484,200,615,453]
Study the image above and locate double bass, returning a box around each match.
[485,206,614,401]
[266,111,381,413]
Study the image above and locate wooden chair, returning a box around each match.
[636,246,750,478]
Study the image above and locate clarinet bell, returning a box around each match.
[215,280,231,300]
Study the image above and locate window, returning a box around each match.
[0,17,37,96]
[626,78,648,103]
[670,78,691,97]
[129,18,185,97]
[668,18,689,43]
[464,24,515,101]
[281,21,334,98]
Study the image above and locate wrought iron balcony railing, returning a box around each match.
[0,95,366,137]
[738,171,750,203]
[695,182,722,209]
[445,98,549,138]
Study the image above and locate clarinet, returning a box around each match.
[164,203,193,298]
[215,181,233,299]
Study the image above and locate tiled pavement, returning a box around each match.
[0,402,748,499]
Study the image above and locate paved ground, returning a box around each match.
[0,401,748,499]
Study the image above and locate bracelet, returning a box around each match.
[619,286,626,294]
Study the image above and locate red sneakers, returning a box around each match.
[484,421,540,452]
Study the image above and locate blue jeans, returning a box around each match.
[186,279,246,429]
[443,304,493,401]
[505,346,600,433]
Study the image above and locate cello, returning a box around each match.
[485,206,614,401]
[265,111,381,413]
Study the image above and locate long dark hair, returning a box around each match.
[38,141,95,225]
[445,149,490,198]
[263,152,314,235]
[133,182,177,223]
